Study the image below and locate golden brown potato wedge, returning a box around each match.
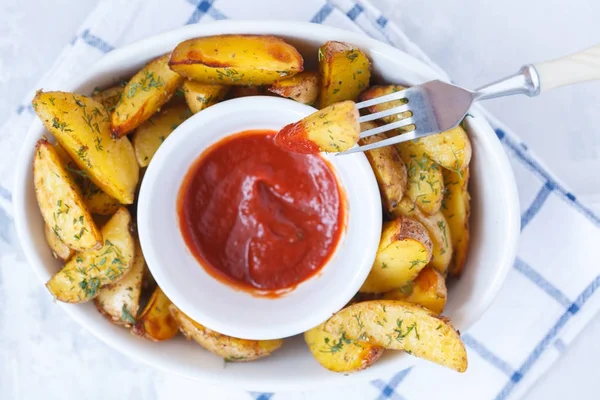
[306,300,467,372]
[360,85,471,170]
[228,85,270,98]
[92,84,125,113]
[169,35,303,85]
[274,100,359,153]
[359,122,407,215]
[396,140,444,215]
[394,198,453,275]
[318,41,371,108]
[111,54,184,137]
[46,207,135,303]
[132,287,178,341]
[269,71,319,105]
[383,266,447,314]
[360,216,432,293]
[170,305,283,361]
[53,143,121,216]
[34,139,101,251]
[182,81,229,113]
[95,239,145,327]
[442,168,471,276]
[132,102,192,167]
[304,324,384,373]
[32,91,139,204]
[44,223,74,261]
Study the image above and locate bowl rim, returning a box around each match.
[137,95,382,340]
[12,20,520,391]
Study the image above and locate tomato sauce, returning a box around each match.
[178,130,345,295]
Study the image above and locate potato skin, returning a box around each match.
[46,207,135,303]
[269,71,319,105]
[169,35,303,85]
[32,91,139,204]
[360,216,433,293]
[170,305,283,361]
[383,266,447,314]
[393,198,453,275]
[44,223,74,261]
[274,100,359,153]
[310,300,467,372]
[34,139,101,251]
[112,54,184,137]
[359,122,407,215]
[318,41,371,108]
[132,287,179,341]
[442,167,471,276]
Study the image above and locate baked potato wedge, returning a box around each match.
[46,207,135,303]
[169,35,303,85]
[228,85,270,98]
[396,140,444,215]
[132,287,178,341]
[360,216,433,293]
[170,305,283,361]
[442,168,471,276]
[394,198,453,275]
[34,139,101,251]
[360,85,471,170]
[92,84,125,114]
[94,239,145,327]
[306,300,467,372]
[274,100,359,153]
[44,223,74,261]
[304,324,384,373]
[132,102,192,167]
[359,122,407,215]
[383,266,447,314]
[111,54,184,137]
[32,91,139,204]
[182,81,229,114]
[269,71,319,105]
[318,41,371,108]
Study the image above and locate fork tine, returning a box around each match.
[359,117,414,138]
[355,88,409,110]
[338,130,420,155]
[358,104,411,123]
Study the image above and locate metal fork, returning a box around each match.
[342,43,600,155]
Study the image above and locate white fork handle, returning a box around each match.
[534,43,600,92]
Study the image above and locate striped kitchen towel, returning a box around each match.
[0,1,598,399]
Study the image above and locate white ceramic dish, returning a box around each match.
[13,21,520,392]
[137,96,381,340]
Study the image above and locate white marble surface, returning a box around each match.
[1,0,599,399]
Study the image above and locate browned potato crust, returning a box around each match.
[132,287,179,341]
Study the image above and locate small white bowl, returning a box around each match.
[137,96,382,340]
[12,21,520,391]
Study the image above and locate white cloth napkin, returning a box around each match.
[1,1,599,399]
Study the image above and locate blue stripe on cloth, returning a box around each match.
[249,393,273,400]
[0,186,11,201]
[520,181,554,230]
[495,274,600,400]
[207,5,227,20]
[311,3,334,23]
[376,15,388,27]
[496,128,600,228]
[186,0,214,24]
[371,368,411,400]
[462,334,515,377]
[513,257,573,309]
[0,206,12,243]
[346,3,364,20]
[81,29,114,53]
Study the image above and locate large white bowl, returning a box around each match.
[13,21,520,392]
